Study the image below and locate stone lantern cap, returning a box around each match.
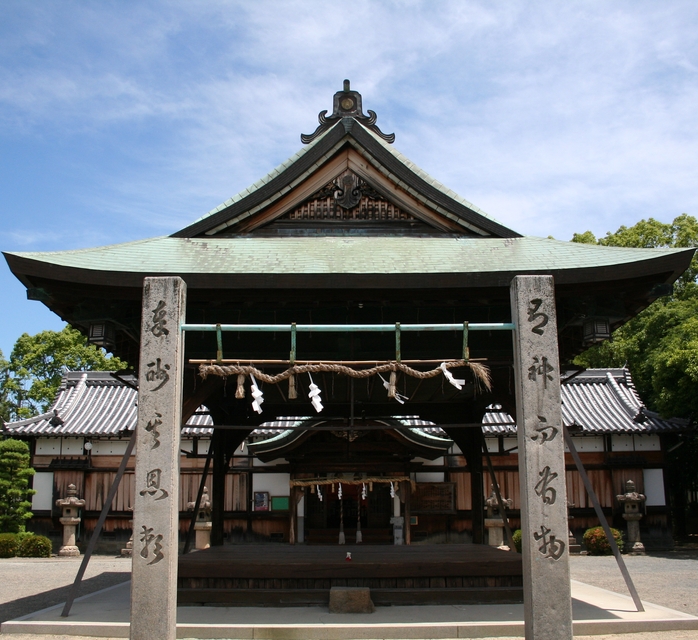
[616,479,646,505]
[56,483,86,509]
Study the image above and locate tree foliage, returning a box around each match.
[572,214,698,419]
[2,326,127,421]
[0,439,35,533]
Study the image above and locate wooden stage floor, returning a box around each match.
[178,544,523,606]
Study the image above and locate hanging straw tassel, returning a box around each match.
[338,499,345,545]
[388,371,397,399]
[235,374,246,399]
[356,495,362,543]
[288,374,297,400]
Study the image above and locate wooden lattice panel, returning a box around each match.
[411,482,456,514]
[282,171,416,222]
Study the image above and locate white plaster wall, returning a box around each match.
[643,468,666,506]
[253,472,290,497]
[502,437,518,452]
[634,435,661,451]
[31,472,54,511]
[91,440,129,455]
[415,472,444,483]
[35,437,84,454]
[564,436,605,453]
[412,456,444,466]
[612,435,634,451]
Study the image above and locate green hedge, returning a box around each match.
[17,535,52,558]
[0,533,19,558]
[512,529,522,553]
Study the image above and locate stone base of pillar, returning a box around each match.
[194,522,212,550]
[58,546,81,557]
[484,518,505,547]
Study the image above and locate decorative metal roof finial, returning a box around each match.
[301,79,395,144]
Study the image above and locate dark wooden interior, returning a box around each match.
[177,543,523,606]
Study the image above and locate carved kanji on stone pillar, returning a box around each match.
[511,275,573,640]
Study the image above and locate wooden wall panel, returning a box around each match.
[83,472,135,512]
[53,471,85,505]
[225,473,248,511]
[453,472,471,510]
[565,469,615,509]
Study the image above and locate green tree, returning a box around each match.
[572,214,698,537]
[572,214,698,418]
[0,351,11,423]
[3,326,127,421]
[0,439,35,533]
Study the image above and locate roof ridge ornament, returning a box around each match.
[301,79,395,144]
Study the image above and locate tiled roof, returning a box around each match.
[482,368,688,436]
[4,369,687,441]
[3,372,213,437]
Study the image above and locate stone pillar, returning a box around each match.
[484,486,513,548]
[511,275,572,640]
[130,277,186,640]
[56,484,86,557]
[617,479,646,555]
[187,487,212,551]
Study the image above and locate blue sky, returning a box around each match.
[1,1,697,357]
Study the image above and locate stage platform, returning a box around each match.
[177,543,523,606]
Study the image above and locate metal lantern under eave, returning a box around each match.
[582,317,610,345]
[88,321,116,350]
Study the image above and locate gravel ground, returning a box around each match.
[1,550,698,640]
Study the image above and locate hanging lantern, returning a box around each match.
[583,317,611,345]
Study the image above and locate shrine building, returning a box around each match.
[3,80,695,639]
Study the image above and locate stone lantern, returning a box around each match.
[55,484,86,557]
[187,487,212,550]
[485,486,513,548]
[616,479,646,555]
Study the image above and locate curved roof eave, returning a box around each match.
[5,237,694,292]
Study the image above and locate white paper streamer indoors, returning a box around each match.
[249,374,264,414]
[440,362,465,390]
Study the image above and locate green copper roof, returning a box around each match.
[6,235,691,278]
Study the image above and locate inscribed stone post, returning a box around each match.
[130,277,186,640]
[510,275,572,640]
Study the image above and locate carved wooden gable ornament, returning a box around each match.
[172,81,520,239]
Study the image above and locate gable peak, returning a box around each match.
[301,79,395,145]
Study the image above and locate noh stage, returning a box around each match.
[177,544,523,607]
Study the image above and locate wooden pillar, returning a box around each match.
[511,275,572,640]
[130,277,186,640]
[211,429,226,547]
[446,426,485,544]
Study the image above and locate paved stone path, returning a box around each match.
[2,549,698,639]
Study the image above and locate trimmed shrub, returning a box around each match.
[0,532,19,558]
[583,526,624,555]
[17,534,52,558]
[512,529,522,553]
